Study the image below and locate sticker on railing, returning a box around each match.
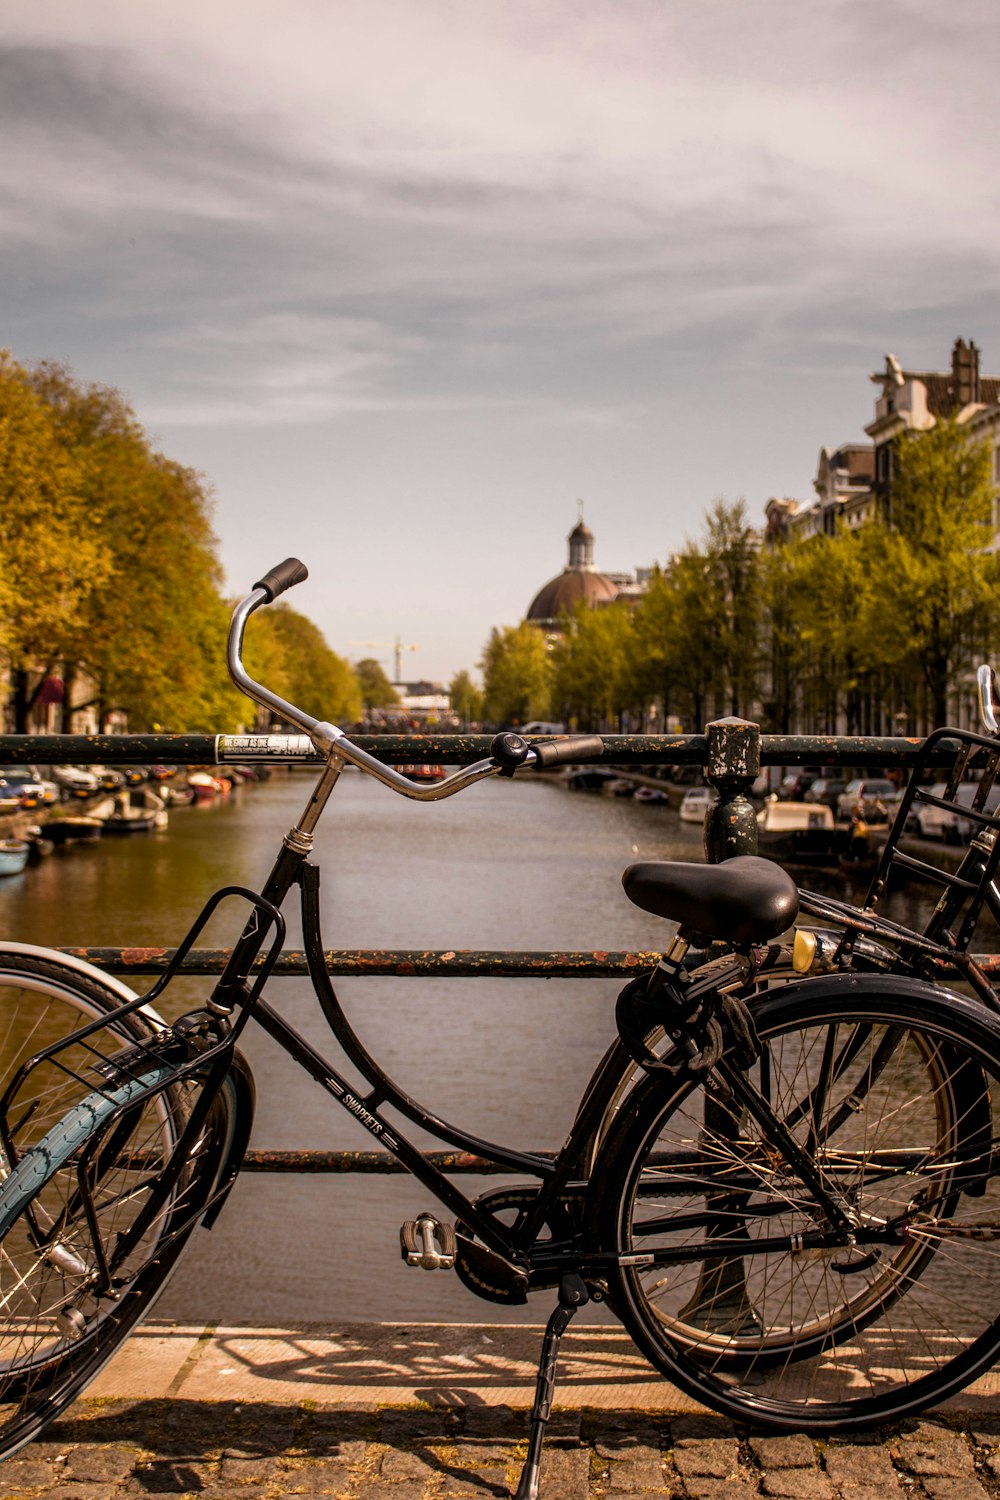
[216,734,321,760]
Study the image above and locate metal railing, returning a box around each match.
[0,716,988,1174]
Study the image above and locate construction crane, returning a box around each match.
[350,636,418,683]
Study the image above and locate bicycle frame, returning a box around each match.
[200,745,643,1280]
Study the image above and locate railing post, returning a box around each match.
[679,714,763,1335]
[703,716,760,862]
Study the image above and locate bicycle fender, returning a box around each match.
[202,1047,256,1229]
[0,941,168,1032]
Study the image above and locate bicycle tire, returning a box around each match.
[592,974,1000,1431]
[0,953,238,1458]
[0,949,173,1155]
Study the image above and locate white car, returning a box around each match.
[48,765,100,795]
[914,781,1000,842]
[679,786,719,824]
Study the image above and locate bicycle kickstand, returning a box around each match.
[513,1273,590,1500]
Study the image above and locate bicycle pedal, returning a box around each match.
[400,1214,457,1270]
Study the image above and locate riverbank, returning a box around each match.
[11,1322,1000,1498]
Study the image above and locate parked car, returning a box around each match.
[0,767,47,808]
[48,765,100,796]
[911,781,1000,842]
[679,786,719,824]
[836,778,902,822]
[804,777,849,813]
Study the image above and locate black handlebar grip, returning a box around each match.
[529,736,605,769]
[253,558,309,602]
[490,732,531,776]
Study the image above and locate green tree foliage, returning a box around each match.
[481,622,551,726]
[0,354,354,733]
[0,353,111,729]
[550,601,637,731]
[448,669,483,725]
[249,605,361,726]
[355,657,400,710]
[873,420,1000,726]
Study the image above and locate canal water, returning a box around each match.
[0,771,976,1326]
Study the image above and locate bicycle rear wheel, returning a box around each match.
[594,976,1000,1430]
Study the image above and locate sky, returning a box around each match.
[4,1,1000,686]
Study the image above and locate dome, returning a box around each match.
[527,569,618,624]
[526,518,619,627]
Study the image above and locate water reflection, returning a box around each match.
[0,772,979,1324]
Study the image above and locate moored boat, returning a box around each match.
[399,764,446,781]
[756,800,855,867]
[42,816,103,847]
[0,840,29,877]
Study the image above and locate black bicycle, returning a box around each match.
[4,561,1000,1490]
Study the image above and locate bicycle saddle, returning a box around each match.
[622,855,798,944]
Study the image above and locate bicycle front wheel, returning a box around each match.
[594,976,1000,1430]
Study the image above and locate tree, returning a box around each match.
[550,601,637,731]
[871,419,1000,727]
[355,658,400,712]
[24,361,235,731]
[448,669,483,726]
[248,604,360,726]
[481,623,551,726]
[0,353,111,730]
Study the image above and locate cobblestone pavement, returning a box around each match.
[5,1401,1000,1500]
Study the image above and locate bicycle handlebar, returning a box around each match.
[253,557,310,602]
[227,561,604,801]
[978,664,1000,735]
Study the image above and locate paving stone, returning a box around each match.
[380,1447,440,1481]
[604,1455,670,1490]
[132,1456,214,1493]
[826,1489,893,1500]
[281,1459,365,1496]
[549,1414,583,1446]
[971,1426,1000,1451]
[591,1421,663,1459]
[64,1445,139,1484]
[595,1437,664,1462]
[437,1463,512,1497]
[670,1418,737,1443]
[380,1412,451,1445]
[917,1482,990,1500]
[302,1436,368,1466]
[0,1456,62,1489]
[761,1471,834,1500]
[678,1482,756,1500]
[455,1440,520,1465]
[463,1406,522,1440]
[538,1446,591,1500]
[751,1437,816,1470]
[44,1488,125,1500]
[672,1440,740,1479]
[895,1440,975,1479]
[217,1446,281,1483]
[355,1485,427,1500]
[823,1445,899,1488]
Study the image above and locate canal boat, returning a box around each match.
[399,764,446,782]
[755,800,856,867]
[42,815,103,846]
[0,840,29,877]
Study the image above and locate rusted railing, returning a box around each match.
[0,717,988,1174]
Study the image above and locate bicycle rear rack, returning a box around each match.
[800,725,1000,1001]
